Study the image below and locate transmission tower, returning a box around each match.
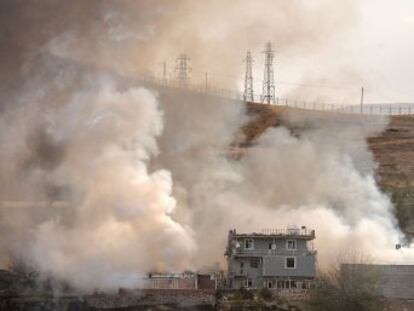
[243,51,254,102]
[261,42,275,104]
[175,54,190,86]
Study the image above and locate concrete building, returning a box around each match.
[225,227,316,290]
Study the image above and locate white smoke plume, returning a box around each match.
[1,0,414,292]
[0,78,195,291]
[156,97,414,269]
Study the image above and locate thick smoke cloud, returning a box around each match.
[0,74,196,290]
[1,0,413,291]
[157,97,413,268]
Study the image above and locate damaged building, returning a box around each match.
[225,227,316,290]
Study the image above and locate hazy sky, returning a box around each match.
[247,0,414,104]
[1,0,414,105]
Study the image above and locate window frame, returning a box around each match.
[285,256,297,269]
[244,239,254,250]
[268,239,277,250]
[250,258,259,268]
[286,239,297,250]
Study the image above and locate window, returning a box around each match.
[302,281,308,289]
[244,278,252,288]
[286,240,296,250]
[268,240,276,250]
[277,280,284,289]
[250,259,259,268]
[244,239,254,250]
[240,261,244,274]
[285,257,296,269]
[267,281,273,289]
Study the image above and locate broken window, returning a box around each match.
[302,281,308,289]
[244,239,254,250]
[267,281,273,289]
[286,240,296,250]
[250,258,259,268]
[277,280,284,289]
[285,257,296,269]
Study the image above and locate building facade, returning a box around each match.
[225,228,316,290]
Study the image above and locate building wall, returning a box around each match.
[227,236,316,289]
[150,277,195,289]
[341,264,414,300]
[235,237,310,252]
[197,274,216,290]
[262,254,315,277]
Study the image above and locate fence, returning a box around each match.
[137,75,414,116]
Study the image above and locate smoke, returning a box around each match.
[1,0,414,292]
[156,94,414,268]
[0,76,196,290]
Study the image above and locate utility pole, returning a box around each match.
[175,54,190,86]
[162,62,167,84]
[205,72,208,91]
[261,42,275,104]
[243,51,254,102]
[360,86,364,114]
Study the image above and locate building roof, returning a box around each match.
[229,228,315,240]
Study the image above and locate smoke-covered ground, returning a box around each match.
[1,0,414,292]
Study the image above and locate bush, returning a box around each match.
[258,287,273,301]
[234,286,254,300]
[215,288,224,301]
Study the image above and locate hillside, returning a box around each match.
[240,103,414,235]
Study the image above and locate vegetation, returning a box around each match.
[388,184,414,231]
[307,263,384,311]
[233,286,255,300]
[258,287,273,301]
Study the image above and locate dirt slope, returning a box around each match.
[240,103,414,234]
